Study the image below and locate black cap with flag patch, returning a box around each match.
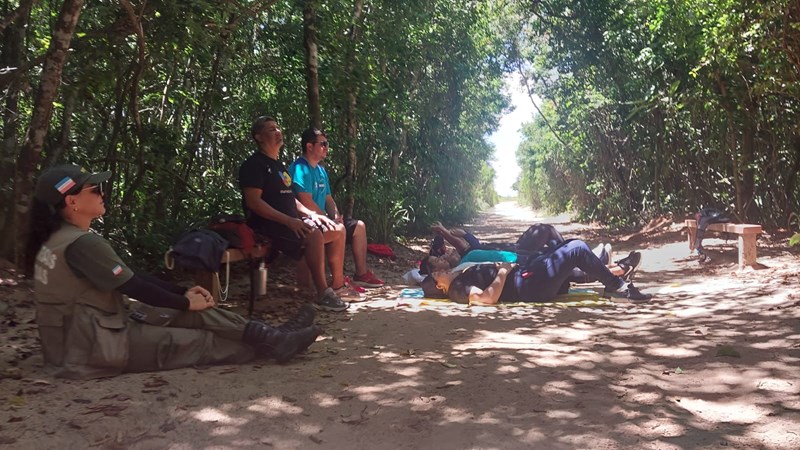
[34,164,111,207]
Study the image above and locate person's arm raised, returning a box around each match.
[432,222,471,255]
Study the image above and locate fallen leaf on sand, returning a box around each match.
[144,375,169,388]
[81,404,127,417]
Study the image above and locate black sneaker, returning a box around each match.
[314,288,349,312]
[616,251,642,282]
[607,282,652,303]
[278,304,316,331]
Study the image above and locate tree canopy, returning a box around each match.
[2,0,509,269]
[514,0,800,227]
[2,0,798,269]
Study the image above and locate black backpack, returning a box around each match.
[170,229,228,272]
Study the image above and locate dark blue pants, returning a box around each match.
[514,240,624,302]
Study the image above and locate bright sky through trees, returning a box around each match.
[487,74,538,197]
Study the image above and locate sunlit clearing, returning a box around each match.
[645,345,703,358]
[539,380,577,397]
[755,378,798,394]
[192,407,248,425]
[210,426,241,436]
[453,330,553,351]
[497,364,520,374]
[625,418,688,439]
[349,380,424,402]
[677,398,768,423]
[310,392,343,407]
[247,398,303,417]
[545,409,580,420]
[437,406,477,424]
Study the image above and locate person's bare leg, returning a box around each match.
[322,224,346,289]
[303,229,329,296]
[351,220,369,276]
[608,265,624,276]
[296,258,311,289]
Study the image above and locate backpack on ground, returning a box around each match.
[170,229,228,272]
[516,223,565,254]
[208,214,257,257]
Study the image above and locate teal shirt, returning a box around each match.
[288,157,331,211]
[460,249,518,264]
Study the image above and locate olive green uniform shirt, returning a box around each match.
[34,223,253,379]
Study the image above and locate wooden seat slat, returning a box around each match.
[684,219,762,269]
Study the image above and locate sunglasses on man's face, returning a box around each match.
[316,141,329,148]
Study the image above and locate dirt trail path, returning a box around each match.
[1,202,799,449]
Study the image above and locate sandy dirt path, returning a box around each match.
[1,202,798,449]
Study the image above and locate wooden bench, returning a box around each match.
[192,243,272,316]
[685,219,762,269]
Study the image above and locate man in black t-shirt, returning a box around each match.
[238,116,354,312]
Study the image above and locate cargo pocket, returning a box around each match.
[36,307,66,366]
[87,313,129,369]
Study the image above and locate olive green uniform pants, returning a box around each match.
[124,307,255,372]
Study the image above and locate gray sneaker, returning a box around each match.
[315,287,349,312]
[334,283,366,302]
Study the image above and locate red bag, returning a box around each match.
[208,214,256,256]
[367,243,396,260]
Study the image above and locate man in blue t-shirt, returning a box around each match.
[288,128,384,288]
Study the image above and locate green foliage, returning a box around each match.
[2,0,508,267]
[790,213,800,248]
[512,0,800,227]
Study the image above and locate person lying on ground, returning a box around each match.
[421,243,642,285]
[239,116,363,312]
[288,127,384,289]
[431,222,564,257]
[426,222,641,281]
[27,164,321,379]
[422,239,653,304]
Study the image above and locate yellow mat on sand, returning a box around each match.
[397,288,613,308]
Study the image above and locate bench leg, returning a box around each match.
[738,234,757,269]
[195,271,222,302]
[687,227,697,251]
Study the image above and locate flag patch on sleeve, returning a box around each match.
[55,177,76,194]
[112,265,123,276]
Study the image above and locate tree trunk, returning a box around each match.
[43,86,77,168]
[13,0,85,267]
[0,0,33,259]
[738,117,757,220]
[303,0,321,129]
[342,0,364,217]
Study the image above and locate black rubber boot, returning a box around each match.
[243,320,322,363]
[278,304,316,332]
